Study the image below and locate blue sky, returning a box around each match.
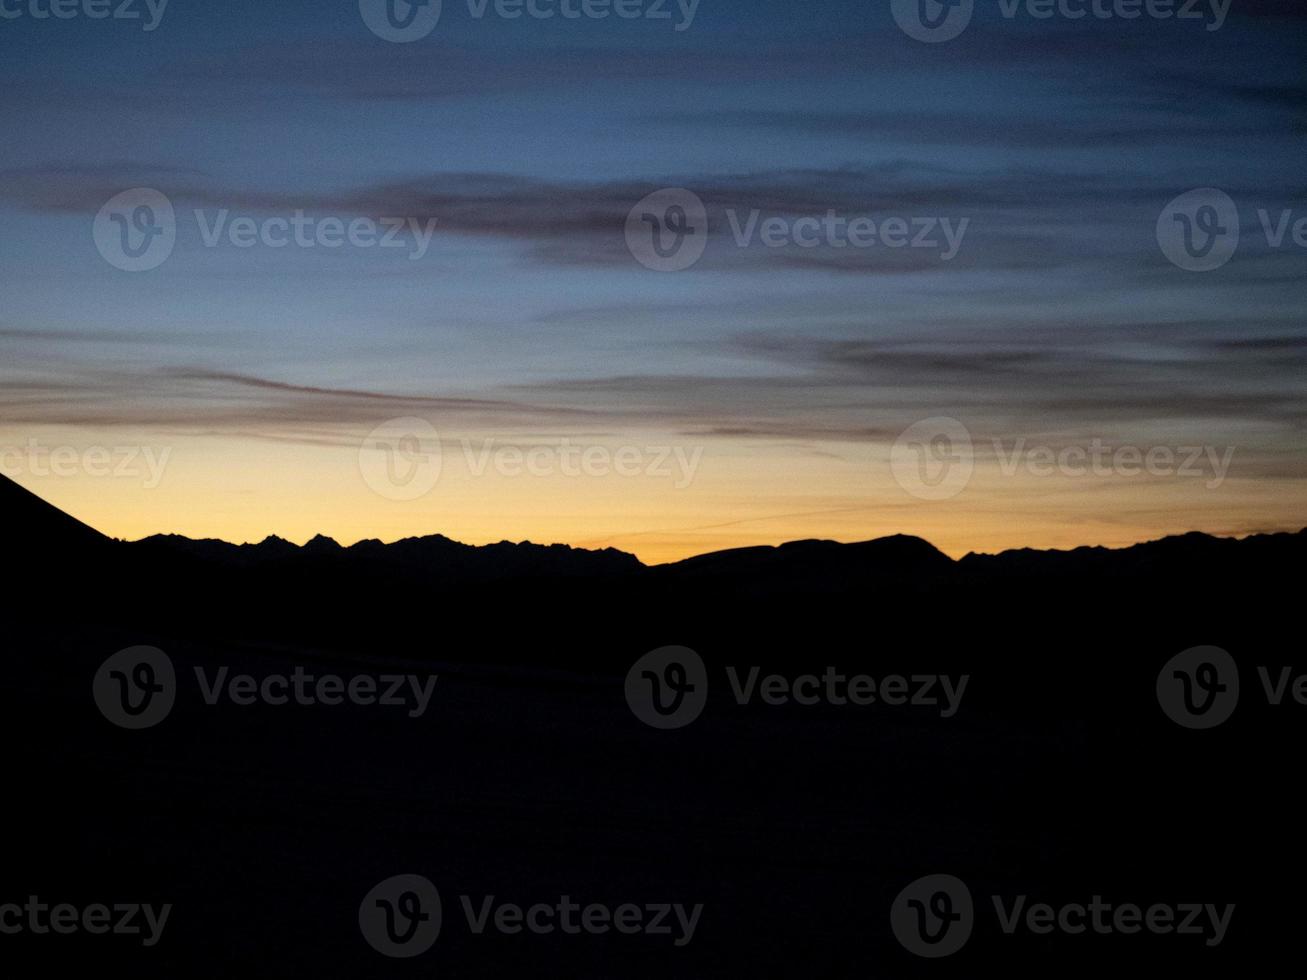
[1,0,1303,558]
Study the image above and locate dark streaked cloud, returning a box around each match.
[8,159,1298,278]
[641,104,1298,149]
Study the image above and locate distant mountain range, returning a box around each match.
[13,469,1294,975]
[6,473,1303,611]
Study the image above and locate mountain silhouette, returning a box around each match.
[4,471,1302,596]
[7,467,1299,974]
[2,472,107,553]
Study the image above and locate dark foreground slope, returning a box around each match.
[2,472,107,553]
[4,475,1302,976]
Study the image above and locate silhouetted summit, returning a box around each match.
[302,534,344,554]
[958,527,1307,582]
[656,534,954,595]
[1,473,107,553]
[130,525,643,583]
[4,471,1303,603]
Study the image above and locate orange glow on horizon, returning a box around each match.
[4,426,1300,565]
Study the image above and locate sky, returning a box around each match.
[1,0,1303,563]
